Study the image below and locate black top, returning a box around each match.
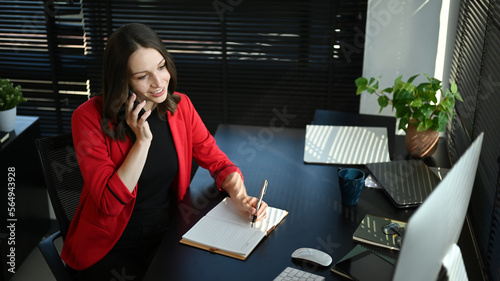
[129,109,179,225]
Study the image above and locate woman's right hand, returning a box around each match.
[117,93,153,193]
[126,93,153,143]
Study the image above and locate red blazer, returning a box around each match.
[61,93,242,270]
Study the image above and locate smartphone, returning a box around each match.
[130,89,146,119]
[117,89,146,120]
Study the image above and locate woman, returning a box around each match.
[62,23,267,280]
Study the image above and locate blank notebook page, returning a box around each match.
[181,198,287,256]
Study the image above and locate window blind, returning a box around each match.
[0,1,87,136]
[82,0,367,133]
[1,1,367,135]
[448,0,500,280]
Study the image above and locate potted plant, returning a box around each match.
[0,78,27,132]
[355,74,463,158]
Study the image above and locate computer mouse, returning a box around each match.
[291,247,332,267]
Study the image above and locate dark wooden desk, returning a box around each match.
[144,125,416,281]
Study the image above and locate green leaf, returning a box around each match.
[399,115,411,131]
[451,82,457,93]
[355,77,368,95]
[417,122,426,131]
[416,83,430,91]
[454,90,463,102]
[356,86,366,95]
[394,89,413,102]
[412,108,425,122]
[444,88,452,98]
[368,77,375,86]
[420,87,438,103]
[377,95,389,108]
[382,87,393,93]
[393,80,404,92]
[446,97,455,113]
[407,74,420,84]
[420,104,435,119]
[402,81,415,92]
[355,77,368,87]
[409,98,422,107]
[441,97,455,113]
[428,77,441,86]
[394,104,411,119]
[438,112,449,132]
[431,95,438,104]
[417,118,433,131]
[356,85,367,95]
[428,117,439,131]
[394,75,403,85]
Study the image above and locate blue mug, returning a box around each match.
[338,168,365,206]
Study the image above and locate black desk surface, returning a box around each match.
[144,124,417,281]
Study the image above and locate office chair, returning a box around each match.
[36,133,83,281]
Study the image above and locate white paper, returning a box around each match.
[182,197,287,257]
[182,215,265,255]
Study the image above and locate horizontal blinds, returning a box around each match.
[476,1,500,280]
[0,0,367,140]
[449,0,500,280]
[224,2,329,127]
[449,0,487,136]
[0,1,87,136]
[83,0,367,133]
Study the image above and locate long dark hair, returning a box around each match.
[99,23,180,141]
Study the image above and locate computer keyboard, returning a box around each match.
[274,267,325,281]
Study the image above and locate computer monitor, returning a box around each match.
[392,133,484,281]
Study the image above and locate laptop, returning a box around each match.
[366,160,441,208]
[304,125,391,165]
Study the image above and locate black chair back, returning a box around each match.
[36,133,82,239]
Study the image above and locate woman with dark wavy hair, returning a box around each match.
[63,23,267,280]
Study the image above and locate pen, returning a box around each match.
[251,179,268,228]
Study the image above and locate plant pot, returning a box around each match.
[405,120,439,158]
[0,106,16,132]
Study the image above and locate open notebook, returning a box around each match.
[180,197,288,260]
[304,125,390,165]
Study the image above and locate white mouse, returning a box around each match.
[291,248,332,267]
